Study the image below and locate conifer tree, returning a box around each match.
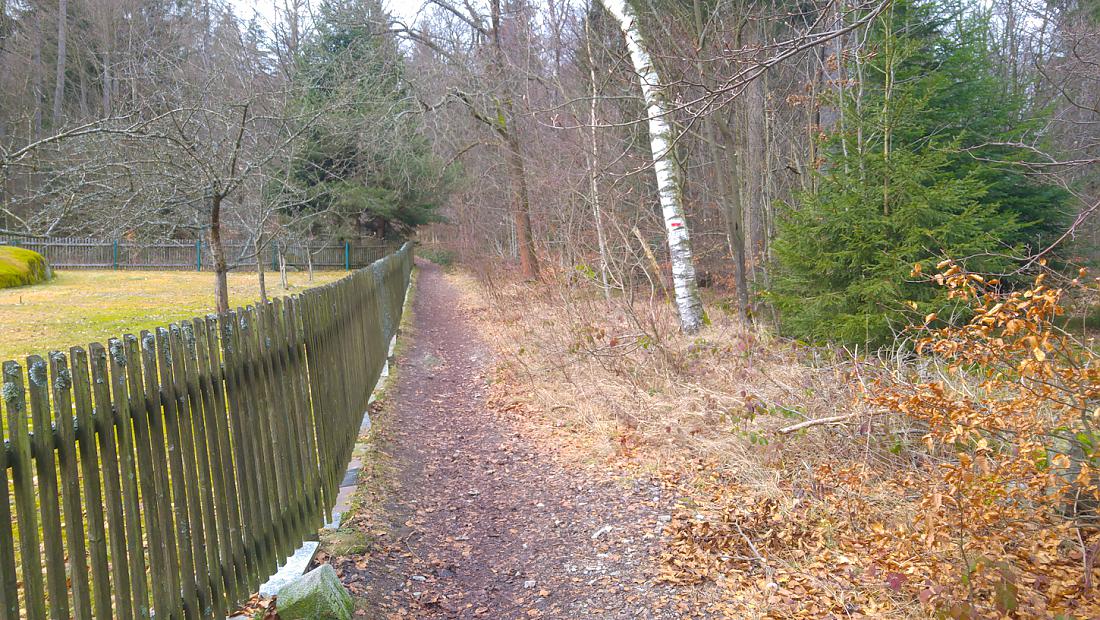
[768,0,1067,347]
[288,0,452,240]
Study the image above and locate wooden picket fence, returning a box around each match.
[0,242,414,619]
[0,236,396,272]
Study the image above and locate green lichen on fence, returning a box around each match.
[0,242,413,619]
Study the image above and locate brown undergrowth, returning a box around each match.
[451,263,1100,619]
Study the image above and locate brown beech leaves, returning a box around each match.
[867,262,1100,617]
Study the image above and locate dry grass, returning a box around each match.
[0,269,345,362]
[449,268,928,618]
[456,268,880,485]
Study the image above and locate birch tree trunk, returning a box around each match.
[585,14,612,303]
[594,0,705,332]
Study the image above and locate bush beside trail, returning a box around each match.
[460,259,1100,618]
[0,246,52,289]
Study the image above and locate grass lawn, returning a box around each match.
[0,269,346,363]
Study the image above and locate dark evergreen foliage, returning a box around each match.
[288,0,453,240]
[768,0,1069,347]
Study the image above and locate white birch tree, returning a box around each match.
[594,0,706,333]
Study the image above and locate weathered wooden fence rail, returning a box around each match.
[0,242,414,619]
[0,237,396,272]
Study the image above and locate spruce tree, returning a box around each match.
[768,0,1065,347]
[288,0,452,239]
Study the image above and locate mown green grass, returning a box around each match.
[0,269,345,363]
[0,247,51,289]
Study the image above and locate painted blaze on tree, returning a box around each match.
[597,0,706,333]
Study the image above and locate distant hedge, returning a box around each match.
[0,246,52,289]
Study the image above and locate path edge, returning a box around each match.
[234,261,420,613]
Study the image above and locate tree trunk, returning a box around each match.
[744,22,767,272]
[715,120,750,321]
[52,0,67,127]
[78,56,89,119]
[834,1,850,168]
[880,4,895,216]
[693,0,748,321]
[101,51,111,116]
[208,194,230,314]
[0,0,8,143]
[254,234,267,304]
[586,34,611,302]
[595,0,705,333]
[503,127,539,279]
[287,0,301,60]
[490,0,539,280]
[202,0,211,68]
[279,252,288,290]
[32,12,44,137]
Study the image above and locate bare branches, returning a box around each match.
[427,0,490,37]
[1,113,164,171]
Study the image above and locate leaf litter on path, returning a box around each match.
[324,262,698,619]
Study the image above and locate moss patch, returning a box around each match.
[0,246,51,289]
[318,528,372,556]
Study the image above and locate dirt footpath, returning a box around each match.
[326,262,693,619]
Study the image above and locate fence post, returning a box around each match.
[272,244,278,271]
[344,242,350,271]
[112,240,119,270]
[196,239,202,271]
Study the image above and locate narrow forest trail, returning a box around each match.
[326,262,694,619]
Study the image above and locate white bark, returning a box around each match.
[595,0,705,332]
[585,13,612,303]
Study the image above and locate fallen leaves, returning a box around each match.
[231,593,277,619]
[423,266,1100,618]
[654,481,914,618]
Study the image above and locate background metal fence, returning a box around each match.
[0,242,414,619]
[0,236,397,272]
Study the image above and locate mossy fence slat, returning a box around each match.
[0,243,414,619]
